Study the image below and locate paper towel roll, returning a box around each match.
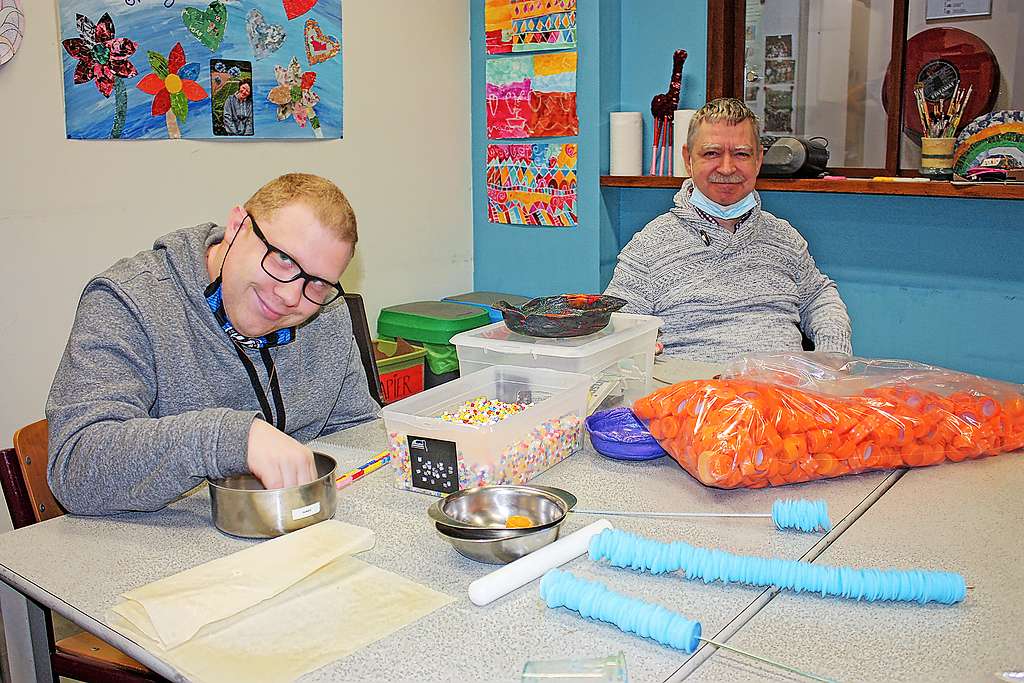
[673,109,698,178]
[610,112,642,176]
[468,519,613,606]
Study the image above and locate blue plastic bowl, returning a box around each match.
[584,408,667,461]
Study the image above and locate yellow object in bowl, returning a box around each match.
[505,514,534,529]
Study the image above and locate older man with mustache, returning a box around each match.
[605,98,852,363]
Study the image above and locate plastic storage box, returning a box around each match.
[442,291,530,323]
[381,365,590,495]
[450,313,663,411]
[377,301,491,388]
[373,338,427,404]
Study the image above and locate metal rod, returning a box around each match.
[571,509,772,520]
[699,637,837,683]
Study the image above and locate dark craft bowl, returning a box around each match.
[494,294,628,338]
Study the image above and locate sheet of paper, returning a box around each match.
[110,555,453,682]
[110,520,374,649]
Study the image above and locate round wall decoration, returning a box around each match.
[883,27,999,138]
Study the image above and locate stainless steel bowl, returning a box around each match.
[437,485,570,530]
[434,521,564,564]
[208,452,338,538]
[430,485,575,563]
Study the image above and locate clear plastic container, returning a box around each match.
[522,652,628,682]
[381,365,591,495]
[451,313,662,411]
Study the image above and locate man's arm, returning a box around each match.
[46,279,256,515]
[794,241,853,355]
[604,232,656,315]
[319,330,380,436]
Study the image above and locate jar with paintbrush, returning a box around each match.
[913,81,972,179]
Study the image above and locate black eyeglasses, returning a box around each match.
[246,214,344,306]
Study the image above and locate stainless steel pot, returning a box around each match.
[208,452,338,538]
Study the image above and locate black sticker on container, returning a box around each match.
[408,435,459,494]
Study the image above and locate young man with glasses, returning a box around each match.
[46,173,379,515]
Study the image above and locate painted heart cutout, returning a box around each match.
[304,19,339,66]
[245,9,286,60]
[283,0,318,21]
[181,1,227,52]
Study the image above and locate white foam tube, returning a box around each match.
[673,109,698,177]
[468,519,613,606]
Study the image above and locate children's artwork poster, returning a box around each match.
[486,52,578,138]
[764,34,792,59]
[485,0,575,54]
[764,86,793,134]
[764,107,793,134]
[765,87,792,111]
[486,143,577,227]
[764,58,795,85]
[58,1,343,139]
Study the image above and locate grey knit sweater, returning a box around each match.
[46,224,379,515]
[605,180,852,363]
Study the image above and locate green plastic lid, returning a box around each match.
[377,301,490,345]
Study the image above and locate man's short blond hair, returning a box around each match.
[687,98,762,153]
[244,173,357,245]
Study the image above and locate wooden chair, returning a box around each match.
[342,292,385,407]
[0,419,167,683]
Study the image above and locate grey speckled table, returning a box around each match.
[686,452,1024,683]
[1,373,930,683]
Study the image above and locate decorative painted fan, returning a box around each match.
[952,111,1024,177]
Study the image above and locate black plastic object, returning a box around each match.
[758,136,830,178]
[494,294,628,338]
[585,407,667,461]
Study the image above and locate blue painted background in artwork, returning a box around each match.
[58,0,342,139]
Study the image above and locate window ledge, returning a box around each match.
[599,176,1024,200]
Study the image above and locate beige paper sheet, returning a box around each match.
[106,520,453,681]
[110,520,375,649]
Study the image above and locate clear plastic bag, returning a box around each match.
[632,352,1024,489]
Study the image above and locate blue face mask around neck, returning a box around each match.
[689,184,757,220]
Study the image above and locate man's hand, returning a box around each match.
[246,419,318,490]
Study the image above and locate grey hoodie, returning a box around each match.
[605,180,852,363]
[46,223,379,515]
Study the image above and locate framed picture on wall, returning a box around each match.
[925,0,991,20]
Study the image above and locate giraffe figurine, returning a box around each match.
[649,49,688,175]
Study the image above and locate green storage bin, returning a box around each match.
[377,301,491,378]
[377,301,490,346]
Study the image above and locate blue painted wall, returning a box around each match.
[473,1,1024,383]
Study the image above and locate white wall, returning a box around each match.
[0,1,473,531]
